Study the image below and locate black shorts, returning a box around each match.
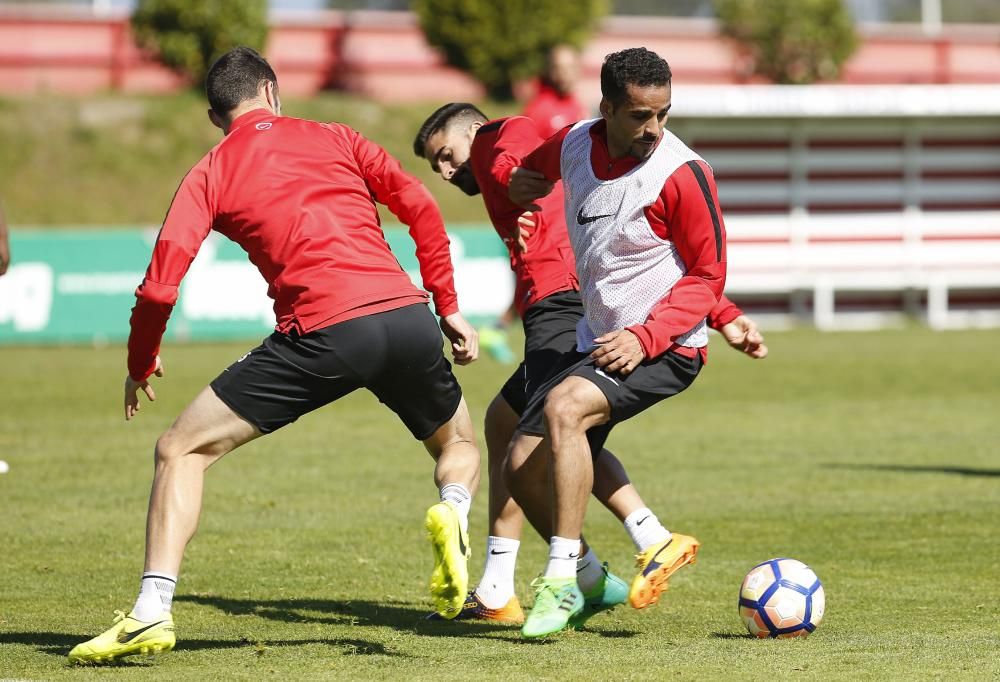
[499,290,583,415]
[517,348,703,455]
[210,303,462,440]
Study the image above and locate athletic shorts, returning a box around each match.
[516,347,703,456]
[210,303,463,440]
[499,290,583,415]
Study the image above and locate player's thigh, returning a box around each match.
[158,385,261,465]
[544,375,612,431]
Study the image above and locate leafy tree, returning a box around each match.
[414,0,608,100]
[132,0,269,86]
[715,0,858,84]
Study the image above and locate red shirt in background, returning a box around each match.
[521,82,588,139]
[128,108,459,381]
[517,120,728,361]
[469,116,578,316]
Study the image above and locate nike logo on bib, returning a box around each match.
[577,208,614,224]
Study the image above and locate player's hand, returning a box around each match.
[591,329,645,376]
[512,211,536,253]
[440,312,479,365]
[719,315,768,359]
[508,167,554,210]
[124,355,163,420]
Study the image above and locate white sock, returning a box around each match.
[576,547,605,595]
[440,483,472,523]
[624,507,671,552]
[132,572,177,621]
[475,536,520,608]
[544,536,581,579]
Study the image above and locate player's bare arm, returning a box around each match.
[590,329,645,376]
[124,355,163,421]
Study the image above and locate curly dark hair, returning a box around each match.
[600,48,672,105]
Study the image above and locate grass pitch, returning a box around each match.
[1,327,998,680]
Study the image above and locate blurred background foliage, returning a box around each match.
[715,0,858,84]
[412,0,608,100]
[131,0,269,85]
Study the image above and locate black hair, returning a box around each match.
[413,103,488,158]
[205,46,278,116]
[600,47,672,105]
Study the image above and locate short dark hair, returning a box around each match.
[205,46,278,116]
[413,103,488,158]
[600,48,672,105]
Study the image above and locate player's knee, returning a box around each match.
[503,439,531,491]
[484,396,516,462]
[542,384,588,434]
[153,431,184,465]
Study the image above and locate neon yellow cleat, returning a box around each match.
[68,610,175,664]
[629,533,700,609]
[521,577,583,639]
[425,501,470,619]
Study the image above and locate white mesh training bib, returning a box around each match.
[559,119,710,352]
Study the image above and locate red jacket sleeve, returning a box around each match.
[626,160,727,358]
[128,157,214,381]
[351,130,459,317]
[505,125,570,185]
[491,117,544,192]
[707,294,743,330]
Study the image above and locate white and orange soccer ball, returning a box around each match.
[738,558,825,638]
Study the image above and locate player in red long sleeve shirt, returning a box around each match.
[69,47,481,664]
[504,48,759,638]
[413,102,766,629]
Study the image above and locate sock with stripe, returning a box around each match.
[131,572,177,622]
[575,547,606,595]
[439,483,472,525]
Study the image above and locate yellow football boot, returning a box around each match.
[425,501,470,619]
[629,533,700,609]
[68,610,175,664]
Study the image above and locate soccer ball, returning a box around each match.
[738,558,825,638]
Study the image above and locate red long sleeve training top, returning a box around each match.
[516,120,728,361]
[470,116,578,316]
[128,108,458,381]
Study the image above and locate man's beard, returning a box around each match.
[450,164,480,196]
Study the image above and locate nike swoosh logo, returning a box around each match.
[636,515,651,526]
[577,208,614,224]
[642,538,675,577]
[568,552,580,559]
[594,368,619,386]
[116,619,168,644]
[490,549,511,555]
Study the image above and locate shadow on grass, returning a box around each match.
[0,630,408,661]
[711,632,753,640]
[824,463,1000,478]
[176,594,518,640]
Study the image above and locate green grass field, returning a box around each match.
[1,327,998,680]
